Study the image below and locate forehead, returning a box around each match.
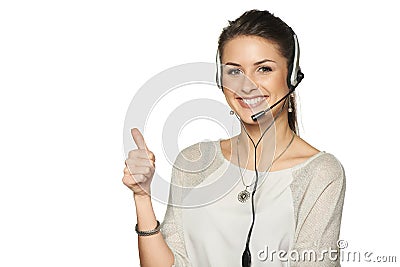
[221,35,285,65]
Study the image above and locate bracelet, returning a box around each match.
[135,220,161,236]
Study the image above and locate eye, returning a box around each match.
[226,68,243,76]
[257,66,272,73]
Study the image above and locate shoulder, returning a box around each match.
[312,153,344,176]
[173,140,222,174]
[290,152,346,215]
[176,140,218,161]
[294,152,346,186]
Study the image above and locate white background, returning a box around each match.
[1,0,399,266]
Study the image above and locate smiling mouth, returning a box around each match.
[235,95,269,109]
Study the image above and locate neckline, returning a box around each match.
[216,138,325,174]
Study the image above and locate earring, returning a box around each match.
[288,93,294,113]
[229,110,234,115]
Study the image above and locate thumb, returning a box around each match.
[131,128,148,150]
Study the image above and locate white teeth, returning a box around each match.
[242,97,264,105]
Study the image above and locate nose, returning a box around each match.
[240,74,258,94]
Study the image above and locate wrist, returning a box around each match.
[135,219,161,236]
[133,193,151,201]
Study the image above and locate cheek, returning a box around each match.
[257,71,288,91]
[223,90,235,103]
[222,90,239,110]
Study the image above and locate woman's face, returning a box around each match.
[221,35,289,125]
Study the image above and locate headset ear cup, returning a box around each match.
[287,34,303,90]
[297,71,304,84]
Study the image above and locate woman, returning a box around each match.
[123,9,346,267]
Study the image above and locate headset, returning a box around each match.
[216,33,304,121]
[216,32,304,267]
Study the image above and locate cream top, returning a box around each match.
[160,139,346,267]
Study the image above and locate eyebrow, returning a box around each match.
[224,58,276,67]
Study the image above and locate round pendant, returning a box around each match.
[238,189,250,203]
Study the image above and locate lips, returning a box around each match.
[235,95,268,109]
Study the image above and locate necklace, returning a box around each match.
[236,131,295,203]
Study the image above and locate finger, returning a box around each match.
[123,172,147,184]
[125,158,155,168]
[126,166,153,178]
[128,149,155,161]
[132,173,147,183]
[122,174,149,194]
[131,128,148,150]
[124,166,131,175]
[122,174,139,187]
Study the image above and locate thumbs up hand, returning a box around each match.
[123,128,156,197]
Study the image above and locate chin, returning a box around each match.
[242,118,260,126]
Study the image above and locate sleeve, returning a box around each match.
[159,153,192,267]
[290,155,346,267]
